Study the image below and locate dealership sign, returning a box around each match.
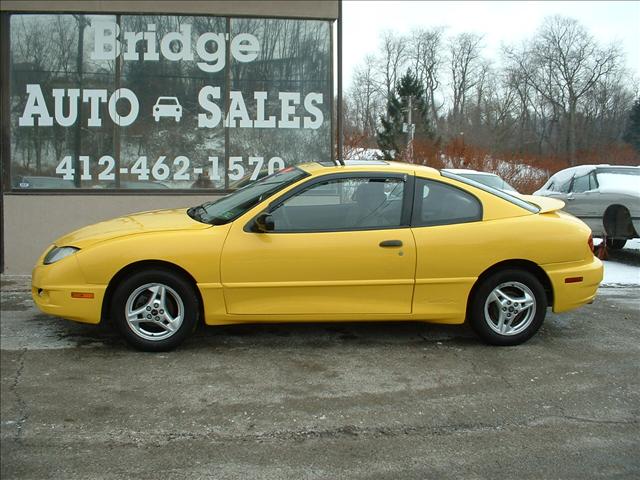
[14,20,328,186]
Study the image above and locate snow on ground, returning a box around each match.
[602,261,640,286]
[598,238,640,286]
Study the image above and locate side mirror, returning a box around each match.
[254,213,275,232]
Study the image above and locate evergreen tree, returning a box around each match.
[623,98,640,152]
[377,70,433,160]
[377,93,404,160]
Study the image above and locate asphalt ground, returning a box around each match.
[1,262,639,479]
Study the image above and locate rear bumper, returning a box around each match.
[543,256,604,313]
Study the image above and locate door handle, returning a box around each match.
[379,240,403,247]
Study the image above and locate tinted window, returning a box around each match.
[270,177,404,231]
[192,167,307,224]
[413,179,482,227]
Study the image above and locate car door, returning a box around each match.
[220,173,417,315]
[410,177,484,320]
[566,171,603,233]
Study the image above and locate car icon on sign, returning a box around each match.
[153,97,182,122]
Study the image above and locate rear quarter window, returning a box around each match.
[413,178,482,227]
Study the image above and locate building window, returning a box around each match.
[8,13,332,191]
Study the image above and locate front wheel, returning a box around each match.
[110,269,199,351]
[469,269,547,346]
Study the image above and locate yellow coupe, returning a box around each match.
[32,161,603,351]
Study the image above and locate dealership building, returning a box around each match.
[1,1,339,273]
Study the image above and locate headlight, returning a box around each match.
[44,246,79,265]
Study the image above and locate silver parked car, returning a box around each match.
[534,165,640,249]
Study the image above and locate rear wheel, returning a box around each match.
[606,238,627,250]
[111,269,199,351]
[470,269,547,346]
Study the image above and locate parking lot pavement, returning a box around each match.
[1,275,639,479]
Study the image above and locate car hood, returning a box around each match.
[520,195,565,213]
[54,208,211,248]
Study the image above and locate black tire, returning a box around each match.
[606,238,627,250]
[469,269,547,346]
[110,268,199,351]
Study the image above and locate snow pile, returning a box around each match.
[602,261,640,286]
[346,148,384,160]
[597,172,640,197]
[600,239,640,286]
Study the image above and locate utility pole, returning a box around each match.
[403,95,415,162]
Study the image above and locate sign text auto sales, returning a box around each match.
[19,22,324,130]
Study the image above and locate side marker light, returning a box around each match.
[71,292,95,299]
[564,277,583,284]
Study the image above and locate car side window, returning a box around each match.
[412,178,482,227]
[572,174,589,193]
[556,177,572,193]
[270,177,405,232]
[571,172,597,193]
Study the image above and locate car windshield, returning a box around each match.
[458,173,517,192]
[188,167,308,225]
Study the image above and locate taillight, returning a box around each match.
[588,234,594,253]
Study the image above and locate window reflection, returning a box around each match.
[9,14,332,191]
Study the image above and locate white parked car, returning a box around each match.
[153,97,182,122]
[534,165,640,249]
[442,169,518,193]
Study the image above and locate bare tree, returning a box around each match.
[504,16,622,164]
[349,54,382,137]
[448,32,484,128]
[377,30,407,107]
[409,27,445,125]
[344,16,635,164]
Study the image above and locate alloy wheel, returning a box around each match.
[124,283,184,341]
[483,281,537,336]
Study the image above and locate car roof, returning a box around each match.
[299,160,439,177]
[594,165,639,172]
[554,164,639,173]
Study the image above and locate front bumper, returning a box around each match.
[32,256,105,324]
[543,256,604,313]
